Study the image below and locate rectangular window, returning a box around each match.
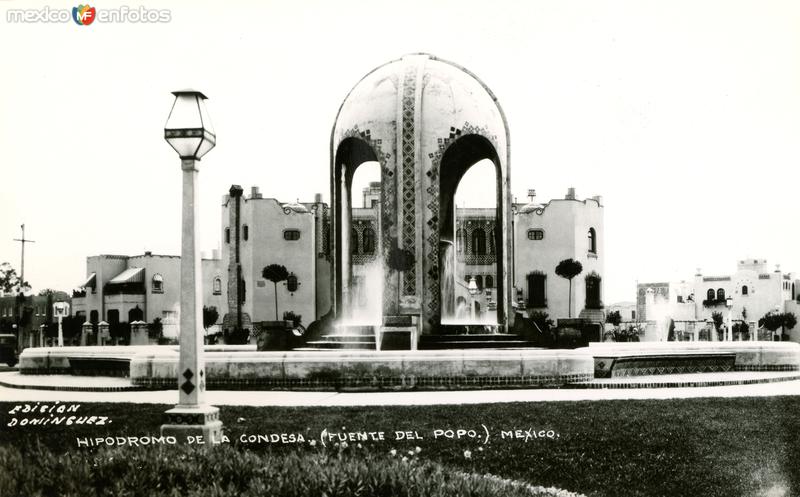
[527,229,544,240]
[527,272,547,307]
[283,229,301,241]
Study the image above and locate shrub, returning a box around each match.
[0,444,584,497]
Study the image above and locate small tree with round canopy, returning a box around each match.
[262,264,289,320]
[555,258,583,318]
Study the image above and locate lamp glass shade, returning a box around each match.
[164,90,216,159]
[468,278,478,295]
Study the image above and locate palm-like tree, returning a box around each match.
[262,264,289,320]
[555,258,583,318]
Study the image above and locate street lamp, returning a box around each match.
[468,277,478,321]
[53,301,69,347]
[725,296,733,342]
[97,321,109,346]
[160,90,222,445]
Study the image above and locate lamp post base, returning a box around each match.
[161,405,223,447]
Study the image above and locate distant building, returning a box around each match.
[637,259,800,341]
[0,292,70,351]
[607,301,637,322]
[71,252,225,338]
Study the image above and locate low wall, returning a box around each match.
[18,345,594,390]
[18,345,257,375]
[130,349,594,390]
[588,342,800,377]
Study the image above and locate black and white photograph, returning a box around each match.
[2,1,800,496]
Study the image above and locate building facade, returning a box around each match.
[637,259,800,341]
[513,188,605,323]
[222,184,605,330]
[219,186,330,335]
[72,252,225,338]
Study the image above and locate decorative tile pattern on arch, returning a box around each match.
[401,64,417,295]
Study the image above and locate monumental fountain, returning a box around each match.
[15,54,800,391]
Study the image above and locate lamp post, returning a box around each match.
[160,90,222,445]
[97,321,109,346]
[468,277,478,321]
[725,296,733,342]
[53,301,69,347]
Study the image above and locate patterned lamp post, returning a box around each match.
[160,90,222,445]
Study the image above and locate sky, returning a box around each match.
[2,0,800,305]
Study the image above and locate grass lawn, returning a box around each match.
[1,396,799,497]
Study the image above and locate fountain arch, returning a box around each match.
[438,134,506,325]
[332,137,382,318]
[331,53,512,335]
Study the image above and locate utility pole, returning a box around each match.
[13,224,35,349]
[13,224,35,293]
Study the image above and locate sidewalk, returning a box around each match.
[2,371,800,406]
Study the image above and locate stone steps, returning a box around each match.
[301,326,378,350]
[419,334,537,350]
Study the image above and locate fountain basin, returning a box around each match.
[19,345,593,390]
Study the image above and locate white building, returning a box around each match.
[513,188,605,323]
[637,259,800,341]
[72,252,225,338]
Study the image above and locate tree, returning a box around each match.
[605,310,622,327]
[203,306,219,333]
[554,258,583,318]
[387,240,415,313]
[0,262,28,295]
[732,321,749,340]
[760,311,798,341]
[711,311,724,340]
[148,318,163,340]
[262,264,289,320]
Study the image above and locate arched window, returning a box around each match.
[128,306,143,322]
[465,275,472,284]
[489,227,497,255]
[351,228,359,255]
[286,273,299,293]
[243,224,249,241]
[475,275,483,290]
[213,277,222,295]
[485,275,494,289]
[742,285,748,296]
[585,273,602,309]
[225,227,230,244]
[456,228,464,253]
[152,274,163,293]
[471,229,486,255]
[90,310,99,324]
[716,288,725,301]
[588,227,597,254]
[706,289,715,301]
[362,227,375,254]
